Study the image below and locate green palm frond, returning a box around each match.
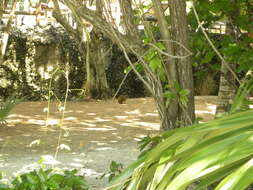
[0,96,22,126]
[106,110,253,190]
[230,71,253,114]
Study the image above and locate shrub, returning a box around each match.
[0,169,89,190]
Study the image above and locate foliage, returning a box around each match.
[101,161,124,182]
[0,96,21,126]
[107,45,145,98]
[188,0,253,95]
[1,26,85,101]
[107,110,253,190]
[229,71,253,114]
[0,169,89,190]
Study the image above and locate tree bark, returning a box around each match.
[216,2,239,116]
[0,0,17,64]
[61,0,195,130]
[86,0,112,99]
[216,21,236,116]
[53,0,112,99]
[169,0,195,126]
[152,0,195,129]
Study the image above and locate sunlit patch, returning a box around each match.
[250,105,253,109]
[79,122,96,127]
[76,111,84,113]
[110,140,118,143]
[14,163,40,176]
[120,121,160,130]
[7,119,22,123]
[195,110,215,115]
[85,127,116,131]
[91,140,100,143]
[46,119,59,126]
[58,106,65,112]
[43,107,49,112]
[130,118,140,121]
[96,142,107,146]
[114,116,129,119]
[133,137,142,141]
[59,144,71,151]
[8,114,30,119]
[84,119,97,123]
[62,110,73,113]
[40,155,61,165]
[95,147,114,151]
[73,158,83,162]
[70,163,84,167]
[87,113,96,116]
[48,65,54,72]
[64,117,77,121]
[28,119,45,125]
[28,139,41,147]
[82,168,101,177]
[207,104,217,113]
[95,117,111,122]
[145,113,159,116]
[125,109,141,114]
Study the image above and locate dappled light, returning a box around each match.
[0,96,219,189]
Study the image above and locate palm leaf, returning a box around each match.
[106,110,253,190]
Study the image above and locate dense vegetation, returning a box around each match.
[0,0,253,189]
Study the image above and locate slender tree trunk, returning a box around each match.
[53,0,112,99]
[216,61,236,115]
[169,0,195,126]
[216,22,236,116]
[0,0,17,63]
[152,0,179,130]
[152,0,195,130]
[89,30,112,99]
[216,4,238,116]
[86,0,111,99]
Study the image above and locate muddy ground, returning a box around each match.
[0,96,217,189]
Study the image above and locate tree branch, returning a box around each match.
[192,2,241,84]
[63,0,141,52]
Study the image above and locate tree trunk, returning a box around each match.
[88,30,112,99]
[152,0,195,130]
[216,61,236,115]
[216,10,238,116]
[86,0,111,99]
[62,0,195,130]
[53,0,112,99]
[152,0,179,130]
[0,0,17,63]
[169,0,195,126]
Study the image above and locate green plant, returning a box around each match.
[106,110,253,190]
[101,161,124,182]
[0,96,21,126]
[0,168,89,190]
[138,135,163,153]
[229,71,253,114]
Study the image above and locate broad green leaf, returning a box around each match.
[26,174,38,185]
[155,42,166,50]
[149,56,161,72]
